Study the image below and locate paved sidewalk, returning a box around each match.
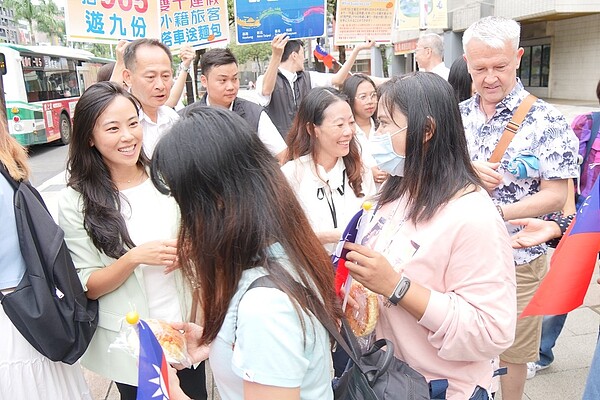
[37,99,598,400]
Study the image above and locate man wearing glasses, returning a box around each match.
[415,33,450,80]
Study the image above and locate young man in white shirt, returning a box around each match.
[183,48,287,164]
[255,34,375,138]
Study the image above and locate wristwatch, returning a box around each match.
[179,63,191,74]
[388,275,411,306]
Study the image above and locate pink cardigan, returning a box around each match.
[364,189,516,399]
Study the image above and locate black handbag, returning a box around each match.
[331,319,432,400]
[247,276,445,400]
[0,165,99,364]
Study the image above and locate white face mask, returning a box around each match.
[368,127,407,177]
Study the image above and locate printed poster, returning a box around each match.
[234,0,326,45]
[334,0,396,45]
[65,0,229,51]
[65,0,161,43]
[160,0,230,51]
[394,0,447,30]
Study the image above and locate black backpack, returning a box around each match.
[0,165,99,364]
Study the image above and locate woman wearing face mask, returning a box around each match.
[342,73,517,400]
[282,87,376,254]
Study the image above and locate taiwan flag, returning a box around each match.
[522,177,600,317]
[137,319,171,400]
[313,45,336,70]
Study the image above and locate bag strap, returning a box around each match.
[583,111,600,166]
[247,275,365,368]
[0,163,19,191]
[488,94,537,163]
[248,276,449,399]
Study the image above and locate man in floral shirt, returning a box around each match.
[460,16,579,400]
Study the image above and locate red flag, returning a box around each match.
[313,45,336,70]
[521,178,600,317]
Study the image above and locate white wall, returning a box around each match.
[548,14,600,101]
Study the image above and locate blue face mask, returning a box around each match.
[368,127,407,177]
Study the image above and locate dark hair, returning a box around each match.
[281,40,304,63]
[286,87,366,197]
[200,48,238,77]
[123,39,173,71]
[448,57,472,103]
[377,72,482,223]
[150,107,340,345]
[96,62,115,82]
[596,79,600,104]
[341,73,377,116]
[67,81,148,258]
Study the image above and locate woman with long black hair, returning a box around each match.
[58,81,206,400]
[343,73,517,399]
[151,106,341,400]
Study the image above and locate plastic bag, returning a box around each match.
[344,281,379,337]
[110,316,192,368]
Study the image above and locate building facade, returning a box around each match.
[0,2,20,44]
[390,0,600,102]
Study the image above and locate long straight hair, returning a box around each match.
[151,107,341,345]
[377,72,482,223]
[286,87,365,197]
[67,81,148,258]
[0,118,29,181]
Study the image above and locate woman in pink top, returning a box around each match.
[343,73,517,399]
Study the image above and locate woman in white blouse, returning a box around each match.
[341,74,388,186]
[57,82,206,400]
[282,87,376,253]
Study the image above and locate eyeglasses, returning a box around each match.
[355,92,378,102]
[415,47,430,52]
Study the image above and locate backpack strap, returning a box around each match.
[488,94,537,163]
[583,111,600,166]
[0,163,19,191]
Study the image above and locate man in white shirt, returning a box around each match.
[122,39,182,158]
[415,33,450,80]
[182,48,287,164]
[255,34,375,137]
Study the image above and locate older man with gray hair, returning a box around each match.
[415,33,449,79]
[460,16,579,400]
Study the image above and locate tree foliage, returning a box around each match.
[4,0,64,45]
[228,41,271,73]
[36,0,65,45]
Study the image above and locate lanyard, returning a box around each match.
[316,170,346,229]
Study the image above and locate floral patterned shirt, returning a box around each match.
[460,79,579,265]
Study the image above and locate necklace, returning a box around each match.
[114,168,145,186]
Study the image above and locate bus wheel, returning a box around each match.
[59,113,72,145]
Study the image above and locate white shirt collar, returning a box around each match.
[206,95,234,111]
[278,67,297,84]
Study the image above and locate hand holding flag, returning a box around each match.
[521,178,600,317]
[313,45,338,70]
[124,311,172,400]
[332,201,374,306]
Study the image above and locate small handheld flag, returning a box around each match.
[313,45,337,70]
[521,178,600,317]
[136,317,171,399]
[332,201,373,304]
